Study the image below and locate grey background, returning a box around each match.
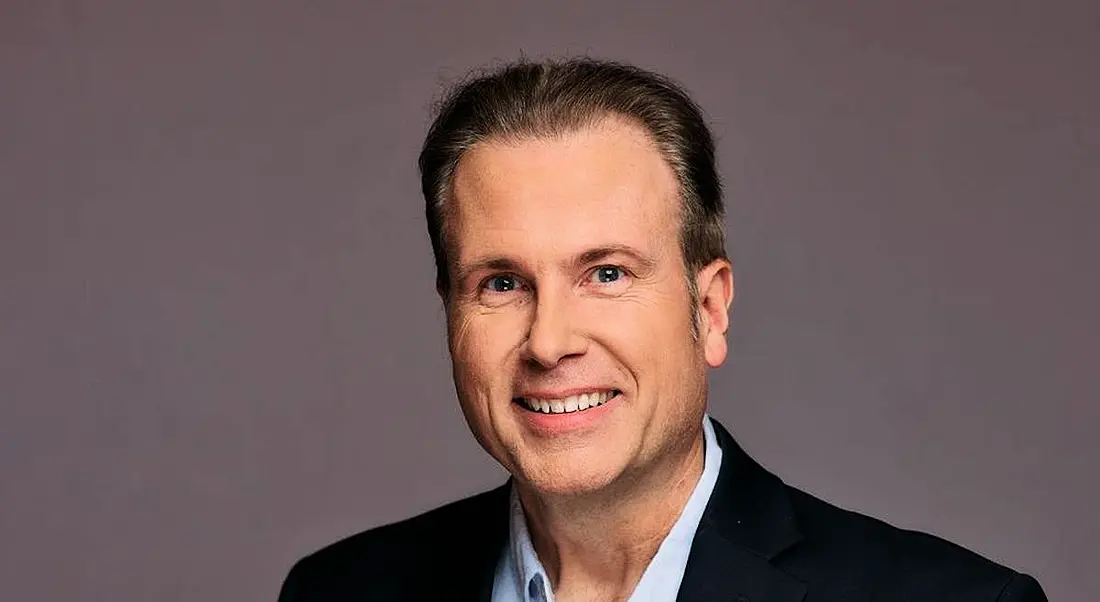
[1,0,1096,600]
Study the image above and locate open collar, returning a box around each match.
[453,418,808,601]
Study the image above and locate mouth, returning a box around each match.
[513,390,621,415]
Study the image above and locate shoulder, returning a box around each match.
[278,484,509,601]
[781,485,1046,600]
[300,484,502,566]
[702,419,1045,599]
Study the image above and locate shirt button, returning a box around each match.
[528,576,544,601]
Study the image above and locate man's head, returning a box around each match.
[418,58,734,496]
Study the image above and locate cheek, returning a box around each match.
[588,294,696,361]
[448,309,527,386]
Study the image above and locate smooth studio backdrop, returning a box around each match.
[2,1,1097,600]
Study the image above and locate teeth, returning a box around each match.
[522,391,616,414]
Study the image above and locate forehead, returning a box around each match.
[448,118,681,263]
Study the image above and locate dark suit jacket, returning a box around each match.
[278,419,1046,601]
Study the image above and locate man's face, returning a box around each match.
[445,117,731,496]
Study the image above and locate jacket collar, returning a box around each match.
[675,418,807,601]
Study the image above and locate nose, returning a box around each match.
[522,288,587,368]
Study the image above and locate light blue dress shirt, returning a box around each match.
[491,416,724,602]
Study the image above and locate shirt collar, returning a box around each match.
[508,482,551,601]
[630,414,723,598]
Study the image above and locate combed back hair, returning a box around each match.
[419,57,727,300]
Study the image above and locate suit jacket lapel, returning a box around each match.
[676,419,808,602]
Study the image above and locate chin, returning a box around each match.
[513,454,627,498]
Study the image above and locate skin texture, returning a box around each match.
[444,117,734,601]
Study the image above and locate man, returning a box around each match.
[278,58,1046,601]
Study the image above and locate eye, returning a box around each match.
[482,274,521,293]
[589,265,628,285]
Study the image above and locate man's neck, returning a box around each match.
[515,428,707,601]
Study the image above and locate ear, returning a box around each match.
[695,258,735,367]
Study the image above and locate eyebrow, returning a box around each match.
[574,244,657,272]
[454,244,657,289]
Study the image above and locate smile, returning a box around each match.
[515,390,621,414]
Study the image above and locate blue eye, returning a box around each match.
[484,274,519,292]
[592,266,625,284]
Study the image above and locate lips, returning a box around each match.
[514,390,621,414]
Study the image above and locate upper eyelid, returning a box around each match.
[588,263,632,275]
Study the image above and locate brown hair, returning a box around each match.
[419,57,726,299]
